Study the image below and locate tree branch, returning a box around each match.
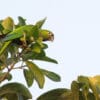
[0,62,15,83]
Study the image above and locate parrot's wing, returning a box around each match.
[2,32,23,42]
[2,25,34,42]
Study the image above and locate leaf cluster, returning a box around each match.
[0,16,60,100]
[37,75,100,100]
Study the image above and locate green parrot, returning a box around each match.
[0,25,54,56]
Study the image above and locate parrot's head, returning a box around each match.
[39,29,54,41]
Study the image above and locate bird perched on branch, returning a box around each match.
[0,17,54,56]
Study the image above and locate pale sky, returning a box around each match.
[1,0,100,99]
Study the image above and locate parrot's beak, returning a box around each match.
[48,32,54,41]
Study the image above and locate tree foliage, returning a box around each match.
[37,75,100,100]
[0,16,60,100]
[0,16,100,100]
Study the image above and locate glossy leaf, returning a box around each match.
[2,17,14,32]
[41,69,61,82]
[35,56,58,64]
[36,37,44,48]
[0,82,32,99]
[36,17,46,29]
[7,43,19,57]
[37,88,71,100]
[23,69,34,87]
[78,75,90,89]
[88,75,100,99]
[26,61,45,88]
[0,41,11,57]
[78,76,90,99]
[1,93,18,100]
[18,16,26,26]
[22,50,46,61]
[17,94,29,100]
[42,43,48,49]
[36,50,46,57]
[1,93,30,100]
[22,51,37,61]
[71,81,79,100]
[32,43,41,53]
[78,76,89,84]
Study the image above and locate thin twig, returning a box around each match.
[0,62,15,83]
[13,65,26,70]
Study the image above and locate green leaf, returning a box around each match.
[88,75,100,99]
[32,43,41,53]
[0,20,3,24]
[79,91,85,100]
[0,82,32,99]
[0,61,6,70]
[0,41,11,57]
[22,50,46,61]
[0,24,4,33]
[6,73,12,81]
[37,88,71,100]
[22,51,38,61]
[0,72,12,81]
[36,37,44,47]
[17,94,29,100]
[87,92,95,100]
[42,43,48,49]
[37,50,46,57]
[79,91,95,100]
[36,17,46,29]
[7,43,18,57]
[0,60,3,66]
[2,17,14,32]
[1,93,18,100]
[1,93,29,100]
[78,75,90,89]
[41,69,61,82]
[78,76,90,99]
[35,56,58,64]
[71,81,79,100]
[6,58,15,66]
[23,69,34,87]
[18,16,26,26]
[26,61,45,88]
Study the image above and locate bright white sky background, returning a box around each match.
[1,0,100,99]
